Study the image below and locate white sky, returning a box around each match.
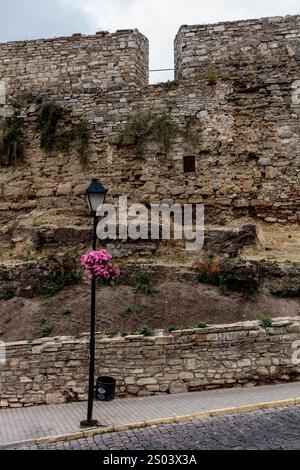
[0,0,299,83]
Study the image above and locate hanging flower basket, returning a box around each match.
[81,250,121,284]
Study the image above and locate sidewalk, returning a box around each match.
[1,382,300,449]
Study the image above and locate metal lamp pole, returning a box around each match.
[85,214,98,426]
[81,179,108,428]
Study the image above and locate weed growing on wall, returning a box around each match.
[39,102,90,166]
[0,114,24,166]
[0,95,90,167]
[118,109,202,158]
[182,114,202,148]
[206,66,218,85]
[39,101,63,150]
[118,111,158,159]
[118,110,179,158]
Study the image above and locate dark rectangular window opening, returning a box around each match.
[183,155,196,173]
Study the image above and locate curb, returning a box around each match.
[1,397,299,449]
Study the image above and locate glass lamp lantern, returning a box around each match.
[85,178,108,215]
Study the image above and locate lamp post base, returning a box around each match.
[80,419,99,428]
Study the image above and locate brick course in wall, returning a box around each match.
[0,317,300,408]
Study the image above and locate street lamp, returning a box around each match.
[80,178,108,428]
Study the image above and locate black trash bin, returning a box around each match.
[96,376,116,401]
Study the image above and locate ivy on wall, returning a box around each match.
[118,110,201,158]
[39,101,89,165]
[0,94,89,167]
[0,114,24,166]
[117,111,177,159]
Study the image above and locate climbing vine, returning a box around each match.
[39,101,89,165]
[39,101,64,151]
[0,113,24,166]
[182,115,202,148]
[118,110,179,158]
[0,94,90,167]
[118,110,201,158]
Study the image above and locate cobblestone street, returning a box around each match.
[19,405,300,450]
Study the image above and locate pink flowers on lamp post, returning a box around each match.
[82,250,121,284]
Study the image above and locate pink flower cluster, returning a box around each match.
[81,250,121,283]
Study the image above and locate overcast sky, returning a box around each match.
[0,0,299,82]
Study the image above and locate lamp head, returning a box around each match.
[85,178,108,215]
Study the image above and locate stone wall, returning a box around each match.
[0,29,149,107]
[1,317,300,408]
[0,14,300,246]
[175,15,300,79]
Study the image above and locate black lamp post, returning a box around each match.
[80,178,108,428]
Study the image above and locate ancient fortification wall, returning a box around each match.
[0,29,149,105]
[1,317,300,408]
[175,15,300,78]
[0,14,299,237]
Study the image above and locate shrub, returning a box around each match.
[121,306,135,317]
[105,330,119,338]
[121,305,150,317]
[219,276,230,296]
[0,289,15,301]
[150,110,178,154]
[206,66,218,85]
[260,316,273,328]
[248,286,258,298]
[40,322,54,338]
[136,277,158,296]
[273,290,291,298]
[194,322,208,329]
[118,111,154,158]
[167,324,180,333]
[73,119,89,166]
[42,268,81,299]
[63,308,72,316]
[182,115,201,148]
[137,324,154,336]
[193,257,220,285]
[157,80,179,90]
[81,250,120,285]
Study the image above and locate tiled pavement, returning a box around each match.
[1,382,300,448]
[20,405,300,450]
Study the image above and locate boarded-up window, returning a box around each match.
[183,155,196,173]
[0,81,6,105]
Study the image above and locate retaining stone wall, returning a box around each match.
[1,317,300,408]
